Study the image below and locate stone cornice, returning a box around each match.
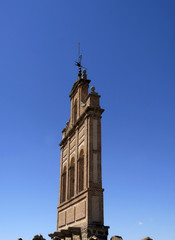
[57,187,104,211]
[59,106,104,147]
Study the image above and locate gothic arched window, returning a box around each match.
[69,158,75,198]
[78,149,84,193]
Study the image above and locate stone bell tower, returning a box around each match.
[49,69,109,240]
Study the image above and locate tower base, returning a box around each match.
[49,225,109,240]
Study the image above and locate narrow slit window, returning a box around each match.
[69,158,75,198]
[74,99,77,123]
[78,150,84,193]
[61,166,66,203]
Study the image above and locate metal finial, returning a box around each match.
[75,43,87,78]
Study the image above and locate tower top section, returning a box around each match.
[69,69,90,99]
[60,68,104,146]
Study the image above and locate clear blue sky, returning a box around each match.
[0,1,174,240]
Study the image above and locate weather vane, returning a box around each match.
[75,43,86,77]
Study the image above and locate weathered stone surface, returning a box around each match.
[111,236,123,240]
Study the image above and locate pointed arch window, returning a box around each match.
[78,149,84,193]
[69,158,75,198]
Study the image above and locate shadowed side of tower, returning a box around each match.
[49,69,109,240]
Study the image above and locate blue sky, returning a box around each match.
[0,1,175,240]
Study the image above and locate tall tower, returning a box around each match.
[49,69,109,240]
